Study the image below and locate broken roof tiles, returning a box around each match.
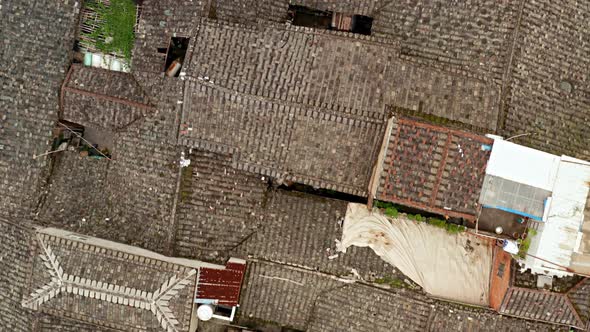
[0,0,81,219]
[34,315,121,332]
[568,278,590,324]
[308,283,433,332]
[239,261,342,330]
[377,117,492,220]
[0,219,35,332]
[234,190,400,280]
[2,0,590,331]
[174,149,267,263]
[239,260,567,332]
[132,0,205,74]
[502,0,590,160]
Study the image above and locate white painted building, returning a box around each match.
[481,137,590,277]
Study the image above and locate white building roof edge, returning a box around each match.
[37,227,227,270]
[485,139,560,191]
[522,157,590,276]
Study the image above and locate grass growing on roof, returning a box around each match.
[426,217,446,228]
[384,206,398,218]
[374,201,399,218]
[85,0,136,61]
[374,200,466,234]
[445,223,465,234]
[516,229,537,259]
[374,276,406,288]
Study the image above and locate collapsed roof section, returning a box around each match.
[61,64,156,131]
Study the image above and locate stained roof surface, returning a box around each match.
[1,0,590,330]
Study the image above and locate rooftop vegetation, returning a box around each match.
[516,228,537,259]
[83,0,136,62]
[374,200,466,234]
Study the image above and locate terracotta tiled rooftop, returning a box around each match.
[376,116,492,220]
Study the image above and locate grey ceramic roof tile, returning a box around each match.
[0,219,35,332]
[0,0,81,219]
[500,287,583,328]
[234,190,400,280]
[24,228,197,332]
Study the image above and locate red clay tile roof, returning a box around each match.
[376,117,492,220]
[197,259,247,306]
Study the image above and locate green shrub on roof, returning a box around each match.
[375,201,466,234]
[374,200,392,209]
[384,206,398,218]
[426,217,446,228]
[445,223,466,234]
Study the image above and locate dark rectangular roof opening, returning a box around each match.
[350,15,373,35]
[288,5,373,35]
[288,5,333,29]
[164,37,190,77]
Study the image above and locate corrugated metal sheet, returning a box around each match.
[196,259,247,306]
[525,157,590,276]
[479,174,549,219]
[486,139,560,191]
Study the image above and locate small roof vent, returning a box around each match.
[559,80,573,94]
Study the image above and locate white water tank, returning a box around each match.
[197,304,214,321]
